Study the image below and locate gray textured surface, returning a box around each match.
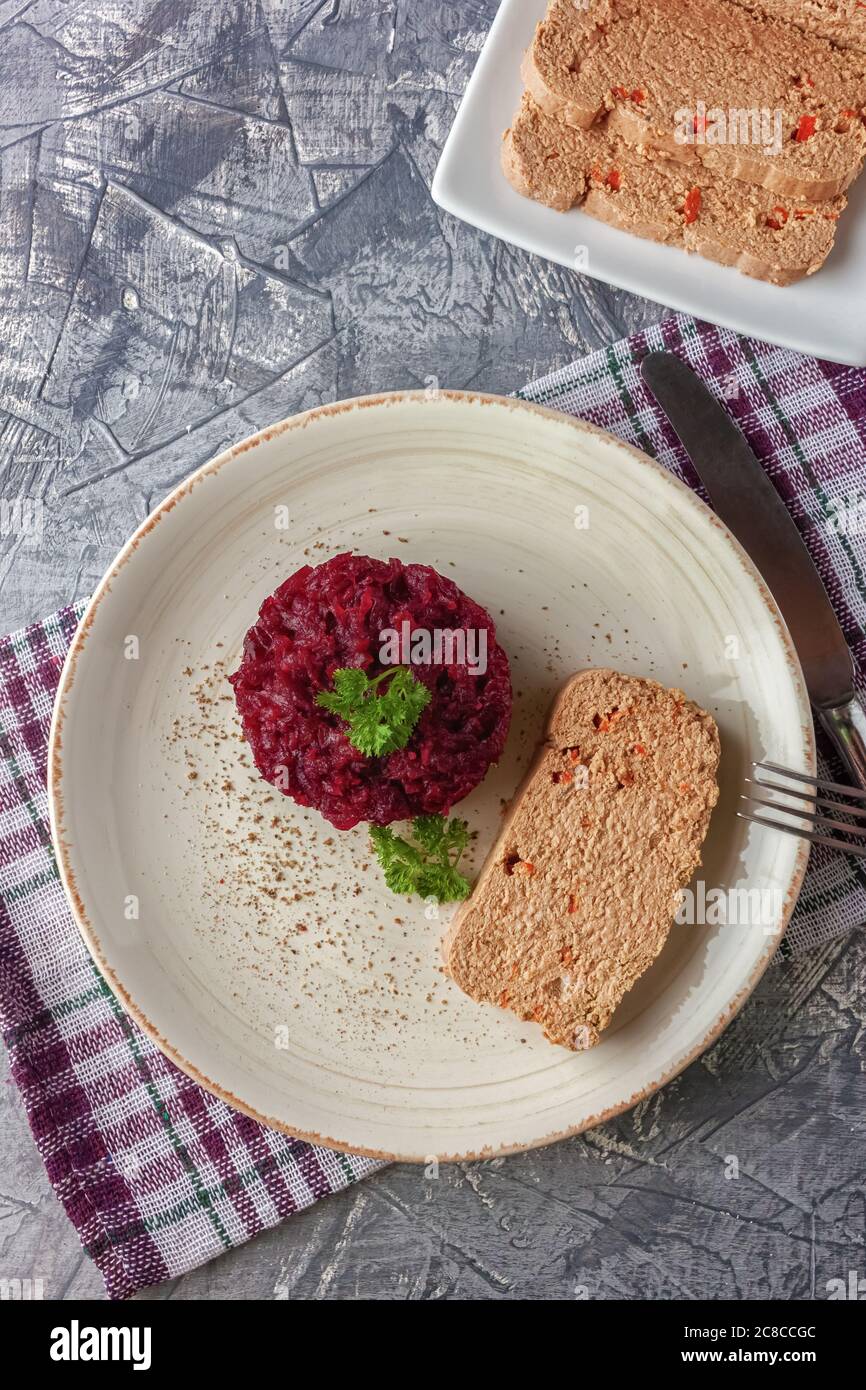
[0,0,863,1303]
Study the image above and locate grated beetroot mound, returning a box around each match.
[229,553,512,830]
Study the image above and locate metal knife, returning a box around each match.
[640,350,866,788]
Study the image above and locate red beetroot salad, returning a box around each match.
[230,553,512,830]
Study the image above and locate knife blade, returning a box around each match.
[641,350,866,786]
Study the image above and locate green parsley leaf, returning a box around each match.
[370,815,472,903]
[411,813,470,860]
[315,668,369,721]
[368,826,426,894]
[315,665,431,758]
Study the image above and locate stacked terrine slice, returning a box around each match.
[503,0,866,283]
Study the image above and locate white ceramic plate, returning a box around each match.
[49,391,812,1161]
[431,0,866,367]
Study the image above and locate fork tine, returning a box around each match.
[737,810,866,859]
[754,760,866,802]
[745,776,866,821]
[741,793,866,840]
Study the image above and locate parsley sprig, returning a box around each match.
[370,816,471,903]
[316,670,471,901]
[315,666,431,757]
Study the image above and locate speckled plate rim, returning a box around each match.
[47,389,814,1162]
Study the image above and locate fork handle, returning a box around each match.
[818,696,866,791]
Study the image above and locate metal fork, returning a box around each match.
[739,761,866,859]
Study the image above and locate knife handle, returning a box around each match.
[818,697,866,791]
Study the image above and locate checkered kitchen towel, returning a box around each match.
[1,314,863,1301]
